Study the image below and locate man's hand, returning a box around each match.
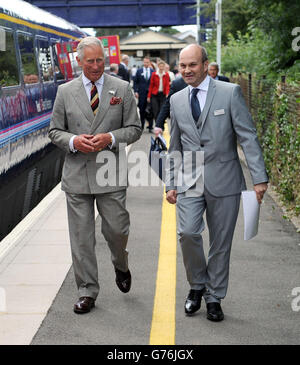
[166,190,177,204]
[254,183,268,204]
[135,92,139,99]
[73,134,95,153]
[147,97,151,103]
[91,133,112,151]
[154,127,163,137]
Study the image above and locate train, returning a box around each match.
[0,0,88,240]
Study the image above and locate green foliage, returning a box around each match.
[246,0,300,70]
[202,0,300,76]
[255,88,300,215]
[95,27,142,39]
[201,0,251,44]
[159,27,180,35]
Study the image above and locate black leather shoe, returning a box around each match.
[73,296,95,314]
[115,268,131,293]
[185,288,206,316]
[206,302,224,322]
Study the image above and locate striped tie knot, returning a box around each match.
[90,81,99,115]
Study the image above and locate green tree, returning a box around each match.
[246,0,300,70]
[201,0,252,44]
[159,27,180,35]
[95,27,142,40]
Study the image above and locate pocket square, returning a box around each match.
[214,109,225,116]
[110,97,122,105]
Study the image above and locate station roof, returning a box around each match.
[120,30,187,51]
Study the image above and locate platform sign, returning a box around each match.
[57,35,121,79]
[98,35,121,64]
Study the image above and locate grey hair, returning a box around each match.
[121,54,129,61]
[208,62,219,70]
[77,36,105,60]
[110,63,119,72]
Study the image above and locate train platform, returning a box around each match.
[0,131,299,345]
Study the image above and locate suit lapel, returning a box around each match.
[71,74,95,124]
[198,78,216,133]
[90,73,112,133]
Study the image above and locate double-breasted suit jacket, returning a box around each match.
[49,73,142,194]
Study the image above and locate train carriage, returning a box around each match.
[0,0,87,240]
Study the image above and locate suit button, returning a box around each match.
[200,144,204,147]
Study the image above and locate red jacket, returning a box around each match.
[147,72,170,97]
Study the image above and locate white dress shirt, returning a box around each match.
[143,67,151,80]
[188,74,211,112]
[69,72,115,152]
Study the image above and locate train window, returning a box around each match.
[37,39,54,82]
[51,43,66,81]
[0,29,19,87]
[18,33,39,84]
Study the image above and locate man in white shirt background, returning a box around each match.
[133,56,154,131]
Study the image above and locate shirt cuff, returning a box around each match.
[108,132,115,149]
[69,135,77,153]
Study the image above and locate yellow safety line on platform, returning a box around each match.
[149,125,177,345]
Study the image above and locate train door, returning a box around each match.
[36,36,56,114]
[50,39,67,84]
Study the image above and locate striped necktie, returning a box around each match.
[90,81,99,115]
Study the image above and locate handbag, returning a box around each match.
[148,135,167,182]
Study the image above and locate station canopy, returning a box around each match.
[24,0,210,28]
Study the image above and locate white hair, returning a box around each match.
[77,36,105,60]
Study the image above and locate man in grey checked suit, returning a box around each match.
[166,44,268,321]
[49,37,142,314]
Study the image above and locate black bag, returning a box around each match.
[145,102,153,121]
[149,136,167,182]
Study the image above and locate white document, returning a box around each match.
[242,190,260,241]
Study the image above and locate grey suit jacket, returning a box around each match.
[49,73,142,194]
[166,78,268,197]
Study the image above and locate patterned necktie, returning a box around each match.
[90,81,99,115]
[191,88,201,123]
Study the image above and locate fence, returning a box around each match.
[231,73,300,215]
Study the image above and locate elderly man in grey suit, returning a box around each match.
[166,44,268,321]
[49,37,142,314]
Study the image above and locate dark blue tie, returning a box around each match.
[191,88,201,123]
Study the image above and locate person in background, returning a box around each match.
[110,63,122,79]
[131,64,137,82]
[208,62,230,82]
[165,63,175,84]
[133,56,154,131]
[118,54,130,82]
[154,75,187,136]
[147,60,170,130]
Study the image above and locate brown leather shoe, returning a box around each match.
[115,268,131,293]
[73,296,95,314]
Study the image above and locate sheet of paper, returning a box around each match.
[242,190,260,241]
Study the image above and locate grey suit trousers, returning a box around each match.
[176,189,240,303]
[66,190,130,299]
